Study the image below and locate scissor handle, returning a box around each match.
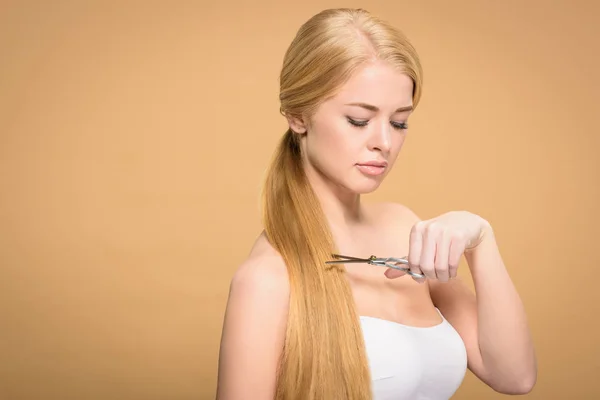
[381,257,409,265]
[374,258,426,279]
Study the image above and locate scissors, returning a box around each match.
[325,253,426,279]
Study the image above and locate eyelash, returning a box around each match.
[346,117,408,130]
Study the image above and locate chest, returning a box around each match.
[361,315,468,400]
[334,225,439,326]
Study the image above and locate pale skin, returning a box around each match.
[216,59,537,399]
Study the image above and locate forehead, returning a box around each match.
[329,60,414,109]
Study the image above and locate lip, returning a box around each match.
[355,160,388,177]
[356,160,388,168]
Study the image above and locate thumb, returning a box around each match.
[384,268,406,279]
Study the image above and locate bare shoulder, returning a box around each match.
[216,231,290,400]
[367,201,422,230]
[231,231,290,298]
[224,230,290,330]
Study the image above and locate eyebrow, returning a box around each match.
[345,102,413,113]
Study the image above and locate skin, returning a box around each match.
[216,59,537,399]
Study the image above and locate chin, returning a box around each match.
[348,178,384,194]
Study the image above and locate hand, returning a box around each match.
[385,211,492,282]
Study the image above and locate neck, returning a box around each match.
[303,161,365,235]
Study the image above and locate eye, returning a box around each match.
[347,117,408,130]
[391,121,408,130]
[347,117,368,127]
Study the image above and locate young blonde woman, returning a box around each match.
[216,8,537,400]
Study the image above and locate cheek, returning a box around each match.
[322,120,350,145]
[390,134,407,159]
[306,123,357,170]
[314,120,356,154]
[395,133,407,150]
[328,131,364,165]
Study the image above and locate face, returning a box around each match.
[288,60,415,195]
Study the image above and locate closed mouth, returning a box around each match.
[356,161,388,168]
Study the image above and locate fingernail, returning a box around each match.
[384,269,400,279]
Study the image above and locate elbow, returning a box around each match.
[500,378,536,395]
[518,372,538,394]
[491,371,537,395]
[482,351,538,395]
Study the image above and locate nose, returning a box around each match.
[367,120,392,154]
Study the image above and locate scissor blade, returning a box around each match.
[330,253,371,261]
[325,259,370,264]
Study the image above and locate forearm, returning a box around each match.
[465,227,537,392]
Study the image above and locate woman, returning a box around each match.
[216,8,536,400]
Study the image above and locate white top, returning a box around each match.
[360,309,468,400]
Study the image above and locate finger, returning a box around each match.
[384,267,406,279]
[419,223,439,280]
[408,222,425,281]
[448,236,466,279]
[435,229,451,282]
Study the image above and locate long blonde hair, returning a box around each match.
[261,8,423,399]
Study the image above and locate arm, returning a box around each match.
[429,226,537,394]
[388,203,537,394]
[216,254,289,400]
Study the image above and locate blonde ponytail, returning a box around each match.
[261,8,423,399]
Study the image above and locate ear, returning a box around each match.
[286,114,308,134]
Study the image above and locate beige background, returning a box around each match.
[1,0,598,399]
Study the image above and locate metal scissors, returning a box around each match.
[325,253,426,279]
